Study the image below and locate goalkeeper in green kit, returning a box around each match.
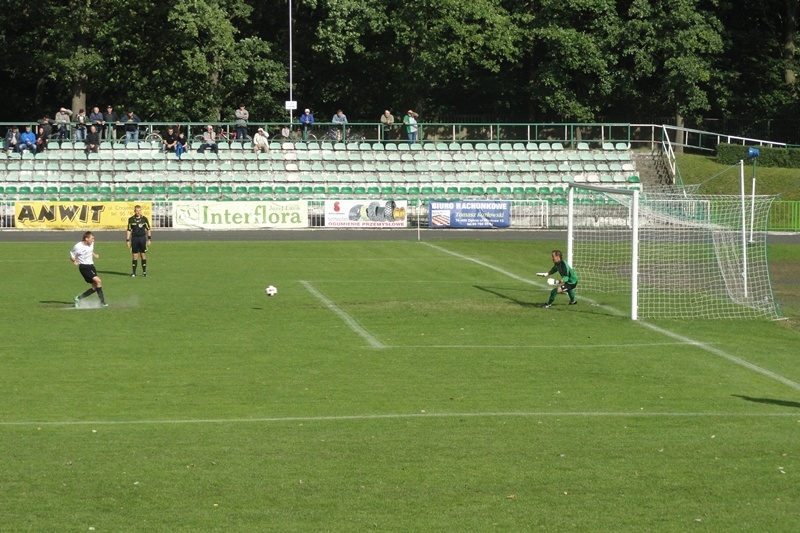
[536,249,578,308]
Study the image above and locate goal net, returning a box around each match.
[568,185,780,320]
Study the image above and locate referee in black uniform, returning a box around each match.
[126,204,152,277]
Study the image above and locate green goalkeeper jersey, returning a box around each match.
[548,260,578,284]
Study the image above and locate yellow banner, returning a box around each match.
[14,202,152,230]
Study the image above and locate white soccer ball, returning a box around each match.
[265,285,278,296]
[547,278,559,286]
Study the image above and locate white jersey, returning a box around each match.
[70,241,95,265]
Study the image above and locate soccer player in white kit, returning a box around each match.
[70,231,108,307]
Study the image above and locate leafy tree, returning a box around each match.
[622,0,725,127]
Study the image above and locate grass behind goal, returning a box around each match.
[1,239,799,531]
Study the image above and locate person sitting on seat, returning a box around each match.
[197,125,218,155]
[253,127,270,154]
[18,125,37,155]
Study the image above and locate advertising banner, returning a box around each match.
[173,201,308,229]
[324,200,408,228]
[14,201,151,230]
[428,200,511,229]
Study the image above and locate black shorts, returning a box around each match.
[79,264,98,283]
[131,236,148,254]
[563,282,578,291]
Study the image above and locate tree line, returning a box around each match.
[1,0,797,141]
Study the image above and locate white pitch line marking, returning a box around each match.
[1,411,798,427]
[300,280,386,349]
[389,342,700,349]
[423,243,800,392]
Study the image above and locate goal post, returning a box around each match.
[567,184,780,320]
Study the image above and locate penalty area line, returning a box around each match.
[300,280,386,349]
[1,411,798,427]
[422,243,800,393]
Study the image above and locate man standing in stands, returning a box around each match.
[103,105,120,140]
[71,231,108,308]
[126,205,152,277]
[300,109,314,141]
[124,110,141,146]
[235,103,249,142]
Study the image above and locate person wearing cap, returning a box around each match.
[161,127,178,153]
[103,105,120,140]
[38,115,53,140]
[252,127,270,154]
[197,125,218,155]
[54,107,74,140]
[300,108,314,141]
[235,103,249,142]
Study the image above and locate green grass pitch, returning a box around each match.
[1,237,799,531]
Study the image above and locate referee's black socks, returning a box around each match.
[132,259,137,275]
[141,259,146,274]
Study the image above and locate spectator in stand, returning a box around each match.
[332,109,348,141]
[197,125,218,155]
[403,109,419,145]
[123,110,141,146]
[103,105,120,140]
[252,127,270,153]
[161,127,178,153]
[300,109,314,141]
[89,106,105,137]
[36,125,49,153]
[380,109,394,141]
[38,115,54,140]
[54,108,74,140]
[175,131,188,159]
[235,103,249,142]
[18,125,37,155]
[4,126,20,156]
[85,124,100,155]
[332,109,348,125]
[74,109,88,141]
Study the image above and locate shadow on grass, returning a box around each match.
[474,285,541,308]
[733,395,800,409]
[98,270,133,277]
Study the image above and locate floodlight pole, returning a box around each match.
[288,0,294,125]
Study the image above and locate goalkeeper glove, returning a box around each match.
[536,272,548,277]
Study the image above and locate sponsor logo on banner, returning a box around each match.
[173,201,308,229]
[324,200,408,227]
[429,200,510,228]
[14,202,151,230]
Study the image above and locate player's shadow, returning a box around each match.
[474,285,540,308]
[98,270,133,276]
[733,395,800,409]
[40,300,73,305]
